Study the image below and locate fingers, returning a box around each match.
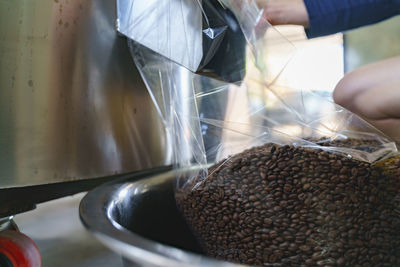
[262,4,286,25]
[333,56,400,117]
[353,80,400,120]
[364,118,400,143]
[333,56,400,143]
[257,0,309,27]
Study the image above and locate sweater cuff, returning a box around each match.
[303,0,400,39]
[303,0,338,38]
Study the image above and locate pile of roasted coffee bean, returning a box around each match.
[176,143,400,266]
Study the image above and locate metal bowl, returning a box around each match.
[79,168,247,267]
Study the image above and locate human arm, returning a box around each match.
[304,0,400,38]
[258,0,400,38]
[258,0,310,27]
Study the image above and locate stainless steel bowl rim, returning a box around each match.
[79,168,248,267]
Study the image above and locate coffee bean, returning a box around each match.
[299,245,311,252]
[263,218,272,226]
[248,195,257,201]
[242,236,252,242]
[302,184,311,190]
[176,141,400,266]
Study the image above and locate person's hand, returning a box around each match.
[256,0,310,28]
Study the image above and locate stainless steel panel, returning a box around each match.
[0,0,167,188]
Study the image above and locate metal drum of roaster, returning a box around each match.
[0,0,169,189]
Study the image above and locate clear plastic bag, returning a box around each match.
[126,0,400,265]
[118,0,245,82]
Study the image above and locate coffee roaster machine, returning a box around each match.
[0,0,172,264]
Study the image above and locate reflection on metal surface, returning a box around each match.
[80,168,245,267]
[0,0,167,188]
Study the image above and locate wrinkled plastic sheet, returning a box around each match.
[118,0,246,83]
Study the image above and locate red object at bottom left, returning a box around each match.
[0,230,41,267]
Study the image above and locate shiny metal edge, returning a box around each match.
[79,168,248,267]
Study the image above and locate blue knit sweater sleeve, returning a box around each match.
[303,0,400,38]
